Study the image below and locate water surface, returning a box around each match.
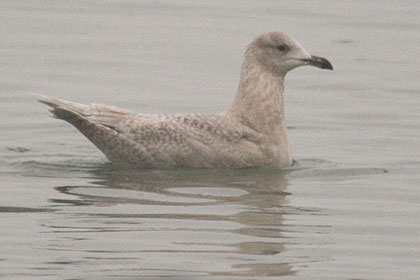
[1,1,420,279]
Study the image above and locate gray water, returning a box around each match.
[1,1,420,279]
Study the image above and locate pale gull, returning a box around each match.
[36,31,333,169]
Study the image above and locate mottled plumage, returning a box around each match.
[36,32,332,169]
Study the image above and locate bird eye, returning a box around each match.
[276,45,287,52]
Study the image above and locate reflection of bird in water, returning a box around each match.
[36,31,332,169]
[54,167,293,276]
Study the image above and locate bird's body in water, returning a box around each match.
[36,31,333,169]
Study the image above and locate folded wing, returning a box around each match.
[36,95,265,168]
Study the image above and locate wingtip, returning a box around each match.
[29,92,58,107]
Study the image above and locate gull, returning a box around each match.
[36,31,333,169]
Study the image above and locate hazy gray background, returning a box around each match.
[1,1,419,279]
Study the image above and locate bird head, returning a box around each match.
[245,32,333,75]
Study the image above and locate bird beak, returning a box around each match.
[302,55,333,70]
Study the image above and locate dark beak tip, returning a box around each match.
[310,55,333,71]
[325,62,333,71]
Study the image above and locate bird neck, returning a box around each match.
[227,58,287,136]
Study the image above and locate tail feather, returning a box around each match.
[33,93,89,116]
[33,93,134,128]
[33,93,152,166]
